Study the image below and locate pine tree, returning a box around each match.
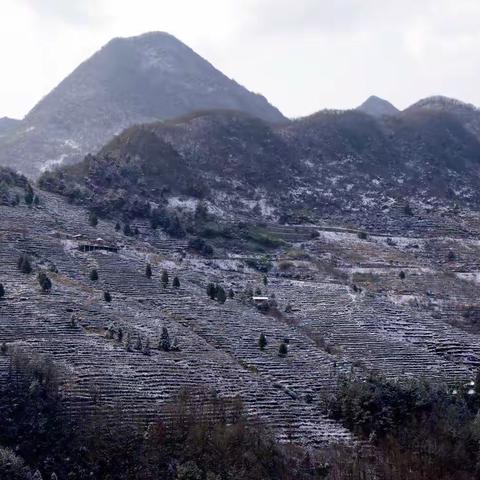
[88,211,98,227]
[160,327,171,352]
[173,276,180,288]
[115,222,121,232]
[399,271,406,280]
[24,185,34,206]
[33,195,40,206]
[255,288,262,296]
[259,333,267,351]
[278,342,288,357]
[146,264,152,279]
[134,336,142,351]
[123,224,132,236]
[263,275,268,286]
[37,272,52,292]
[0,283,4,299]
[161,270,169,288]
[216,286,227,304]
[117,328,123,343]
[17,255,32,274]
[90,269,99,281]
[228,288,234,299]
[207,283,217,300]
[104,291,112,303]
[0,342,7,355]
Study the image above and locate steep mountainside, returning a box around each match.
[356,95,399,117]
[0,117,20,138]
[0,32,285,178]
[40,103,480,231]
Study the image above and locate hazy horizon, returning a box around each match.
[1,0,480,119]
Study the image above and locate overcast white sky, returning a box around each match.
[1,0,480,119]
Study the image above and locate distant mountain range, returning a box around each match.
[0,32,286,178]
[1,30,480,198]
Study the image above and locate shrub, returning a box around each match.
[90,269,99,281]
[104,291,112,303]
[357,231,368,240]
[173,277,180,288]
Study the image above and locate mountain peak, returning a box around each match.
[356,96,399,117]
[0,32,286,178]
[408,95,478,112]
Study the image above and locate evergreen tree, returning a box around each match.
[37,272,52,293]
[123,224,132,236]
[263,275,268,286]
[117,328,123,343]
[115,222,121,232]
[24,185,34,206]
[145,263,152,279]
[104,291,112,303]
[0,342,7,355]
[160,327,171,352]
[399,271,406,280]
[216,286,227,304]
[17,255,32,274]
[90,269,99,281]
[278,342,288,357]
[173,276,180,288]
[88,212,98,227]
[255,288,262,296]
[33,195,40,207]
[134,336,142,351]
[161,270,169,288]
[0,283,4,299]
[259,333,267,351]
[228,288,235,299]
[32,470,43,480]
[207,283,217,300]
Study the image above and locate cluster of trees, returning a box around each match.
[0,349,332,480]
[206,283,232,304]
[326,374,480,480]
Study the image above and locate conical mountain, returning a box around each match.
[0,32,286,178]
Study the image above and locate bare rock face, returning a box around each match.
[0,32,286,178]
[357,95,399,117]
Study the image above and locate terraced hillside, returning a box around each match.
[2,186,480,449]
